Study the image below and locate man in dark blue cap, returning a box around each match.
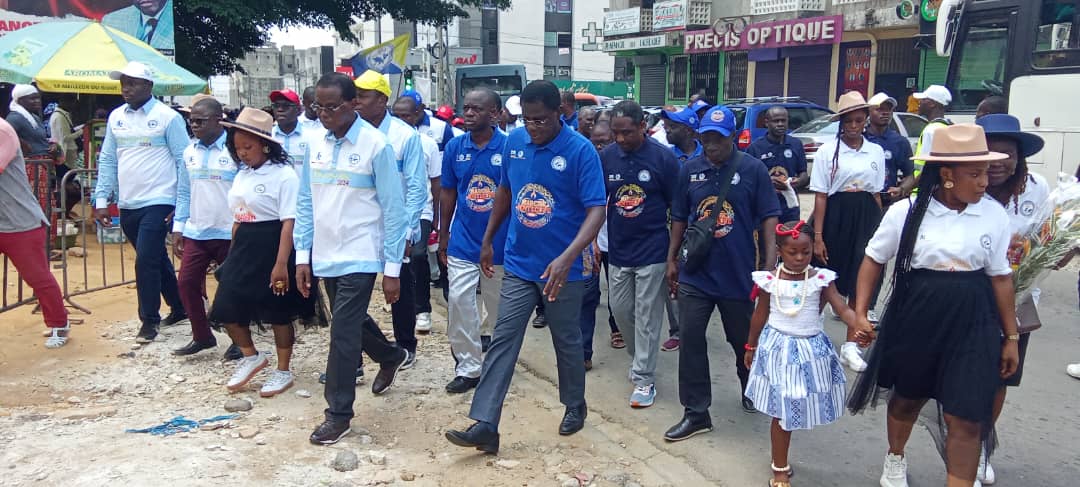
[662,106,703,164]
[664,105,780,442]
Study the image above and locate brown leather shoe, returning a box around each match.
[372,348,407,395]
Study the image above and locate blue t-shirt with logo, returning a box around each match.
[500,124,606,282]
[744,134,806,221]
[441,130,509,264]
[864,129,913,189]
[672,152,781,300]
[602,138,679,268]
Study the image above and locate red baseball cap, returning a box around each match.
[269,89,300,105]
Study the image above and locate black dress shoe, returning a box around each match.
[532,313,548,328]
[160,311,189,327]
[372,349,407,395]
[741,396,757,414]
[481,335,491,353]
[558,405,587,436]
[445,421,499,454]
[663,415,713,442]
[309,419,351,445]
[172,339,217,356]
[223,344,243,361]
[445,376,480,394]
[135,322,158,344]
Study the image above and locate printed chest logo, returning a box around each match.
[186,155,197,167]
[254,184,267,194]
[298,142,308,149]
[147,120,159,129]
[690,172,708,182]
[457,153,473,163]
[884,150,893,160]
[115,120,125,129]
[614,184,646,218]
[491,154,502,166]
[638,170,651,182]
[551,156,567,172]
[509,149,526,160]
[783,149,793,159]
[465,174,497,212]
[696,196,735,238]
[871,161,879,171]
[980,234,992,250]
[232,202,256,223]
[1020,200,1035,216]
[515,183,555,229]
[348,154,362,167]
[608,173,623,182]
[218,156,231,167]
[761,152,774,160]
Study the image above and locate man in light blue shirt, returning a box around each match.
[93,61,190,343]
[102,0,175,53]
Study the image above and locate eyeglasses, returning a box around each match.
[523,117,552,127]
[188,116,218,124]
[309,101,350,114]
[271,102,298,110]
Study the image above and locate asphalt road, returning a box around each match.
[510,266,1080,486]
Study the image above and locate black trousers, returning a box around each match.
[324,277,405,371]
[677,283,753,420]
[390,260,417,353]
[413,219,433,314]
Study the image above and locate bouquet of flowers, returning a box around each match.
[1012,173,1080,304]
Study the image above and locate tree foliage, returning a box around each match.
[175,0,512,77]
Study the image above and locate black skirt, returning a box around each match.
[848,270,1003,454]
[209,220,306,327]
[816,191,881,296]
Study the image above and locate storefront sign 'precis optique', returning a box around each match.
[684,15,843,53]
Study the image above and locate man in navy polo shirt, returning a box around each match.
[663,106,703,164]
[438,88,509,394]
[864,92,915,204]
[603,100,679,409]
[743,106,807,222]
[446,80,606,454]
[664,105,780,442]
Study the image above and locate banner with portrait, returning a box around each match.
[0,0,175,56]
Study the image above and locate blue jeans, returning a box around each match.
[119,204,183,325]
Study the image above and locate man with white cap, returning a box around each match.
[93,61,191,343]
[500,95,523,132]
[912,84,954,180]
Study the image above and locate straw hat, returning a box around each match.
[830,91,871,120]
[221,107,279,146]
[911,124,1008,163]
[178,93,215,113]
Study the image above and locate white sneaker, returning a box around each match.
[227,352,269,392]
[840,342,868,372]
[880,453,908,487]
[416,312,432,333]
[260,370,294,397]
[1067,363,1080,379]
[978,450,996,484]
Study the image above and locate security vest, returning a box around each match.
[913,118,953,180]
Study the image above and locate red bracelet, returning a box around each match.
[745,344,757,351]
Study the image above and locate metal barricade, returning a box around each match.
[0,159,55,314]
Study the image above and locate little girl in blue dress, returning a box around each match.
[744,220,875,486]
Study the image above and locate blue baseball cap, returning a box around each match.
[401,89,423,106]
[660,106,699,129]
[697,106,736,137]
[690,99,710,112]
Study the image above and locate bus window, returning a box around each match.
[948,16,1010,111]
[459,76,524,99]
[1034,0,1080,68]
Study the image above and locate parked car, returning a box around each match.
[574,93,615,110]
[791,112,929,163]
[725,97,834,150]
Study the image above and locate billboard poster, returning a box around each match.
[652,0,687,32]
[0,0,175,56]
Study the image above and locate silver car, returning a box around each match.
[792,112,929,164]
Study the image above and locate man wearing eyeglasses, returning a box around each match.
[270,89,310,171]
[445,80,606,454]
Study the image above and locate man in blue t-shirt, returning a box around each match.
[743,106,807,222]
[664,106,781,442]
[603,100,680,409]
[864,93,915,205]
[446,81,606,454]
[438,88,510,394]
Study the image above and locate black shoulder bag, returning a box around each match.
[679,154,740,269]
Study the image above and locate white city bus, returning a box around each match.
[937,0,1080,179]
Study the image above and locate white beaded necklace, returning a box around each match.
[773,263,810,317]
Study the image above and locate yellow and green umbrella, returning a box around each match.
[0,20,206,96]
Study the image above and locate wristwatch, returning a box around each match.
[1005,333,1021,341]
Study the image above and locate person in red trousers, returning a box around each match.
[0,116,70,348]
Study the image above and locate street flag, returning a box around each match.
[349,33,410,75]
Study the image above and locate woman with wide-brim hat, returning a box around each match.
[210,107,306,398]
[808,91,888,373]
[848,124,1020,487]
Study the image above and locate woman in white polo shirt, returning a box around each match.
[211,108,306,398]
[809,91,887,373]
[847,124,1020,487]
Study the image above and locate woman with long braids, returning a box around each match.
[848,124,1020,487]
[973,113,1047,484]
[211,107,307,398]
[809,91,887,373]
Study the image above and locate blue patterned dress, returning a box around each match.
[745,268,847,431]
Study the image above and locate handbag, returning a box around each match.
[680,154,740,269]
